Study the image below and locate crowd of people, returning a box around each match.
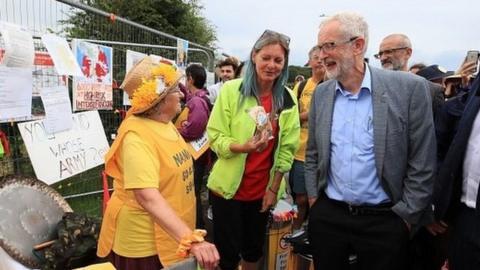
[96,11,479,270]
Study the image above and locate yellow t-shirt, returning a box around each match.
[97,116,195,267]
[294,78,317,161]
[113,131,160,257]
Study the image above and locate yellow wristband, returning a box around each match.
[176,229,207,258]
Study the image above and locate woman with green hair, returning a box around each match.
[206,30,300,270]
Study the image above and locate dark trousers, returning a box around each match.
[408,227,448,270]
[193,158,207,229]
[210,193,268,270]
[308,194,409,270]
[448,204,480,270]
[108,251,162,270]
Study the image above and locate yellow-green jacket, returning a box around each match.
[206,78,300,199]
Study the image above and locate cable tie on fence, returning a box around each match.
[109,13,117,23]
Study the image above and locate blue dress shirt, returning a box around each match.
[325,66,390,205]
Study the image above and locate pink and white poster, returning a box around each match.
[72,40,113,111]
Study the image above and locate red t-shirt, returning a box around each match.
[234,93,278,201]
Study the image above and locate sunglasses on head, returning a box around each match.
[259,29,291,47]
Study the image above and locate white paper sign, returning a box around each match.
[122,51,176,105]
[0,22,34,68]
[190,131,209,152]
[0,66,33,120]
[40,85,73,134]
[123,50,147,105]
[41,34,83,76]
[18,111,110,184]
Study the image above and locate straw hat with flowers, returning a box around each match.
[121,56,183,115]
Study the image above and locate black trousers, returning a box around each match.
[308,194,409,270]
[448,204,480,270]
[210,193,268,270]
[408,226,448,270]
[193,153,209,229]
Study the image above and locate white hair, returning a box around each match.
[319,12,369,54]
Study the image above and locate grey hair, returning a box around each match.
[308,45,321,59]
[241,30,290,113]
[383,33,412,49]
[319,12,369,54]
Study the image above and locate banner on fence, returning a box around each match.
[18,110,110,185]
[72,40,113,111]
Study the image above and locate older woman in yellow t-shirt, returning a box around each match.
[97,57,219,270]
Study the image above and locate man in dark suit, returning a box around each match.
[304,12,436,270]
[434,75,480,270]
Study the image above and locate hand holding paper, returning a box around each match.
[247,106,274,140]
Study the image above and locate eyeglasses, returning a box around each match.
[317,36,358,53]
[374,47,409,59]
[258,29,291,47]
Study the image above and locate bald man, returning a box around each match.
[378,34,446,270]
[377,34,444,119]
[376,34,412,71]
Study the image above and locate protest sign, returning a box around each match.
[18,111,110,184]
[72,40,113,111]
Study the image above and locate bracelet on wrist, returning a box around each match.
[176,229,207,258]
[268,186,278,195]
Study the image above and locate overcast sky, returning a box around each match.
[200,0,480,71]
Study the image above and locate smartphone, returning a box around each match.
[466,50,479,73]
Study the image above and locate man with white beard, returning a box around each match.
[304,12,436,270]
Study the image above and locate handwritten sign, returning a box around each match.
[72,40,113,111]
[183,131,209,160]
[18,111,110,184]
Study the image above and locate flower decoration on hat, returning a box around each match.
[130,60,181,113]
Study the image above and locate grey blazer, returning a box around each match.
[304,66,437,224]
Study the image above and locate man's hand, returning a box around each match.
[456,60,477,87]
[426,220,448,236]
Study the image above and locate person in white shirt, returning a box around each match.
[434,75,480,270]
[207,57,238,104]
